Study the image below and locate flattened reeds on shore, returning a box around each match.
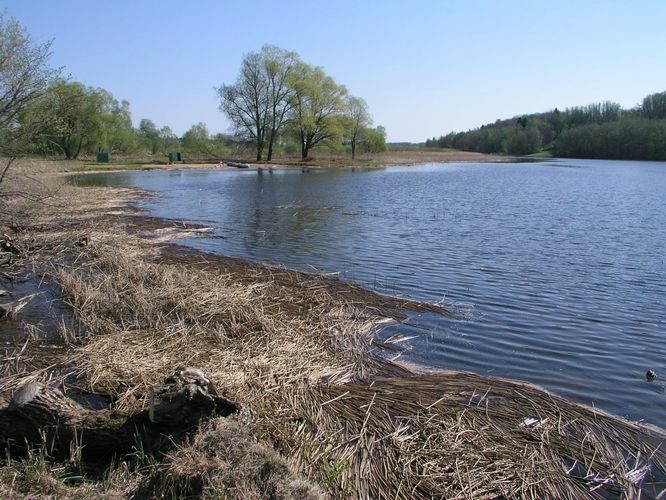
[290,374,666,498]
[1,162,665,498]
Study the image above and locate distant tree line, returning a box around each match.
[10,74,239,160]
[1,15,386,166]
[17,78,236,160]
[218,45,387,161]
[425,92,666,160]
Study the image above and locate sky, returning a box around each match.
[3,0,666,142]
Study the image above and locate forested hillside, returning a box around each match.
[426,92,666,160]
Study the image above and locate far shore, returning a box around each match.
[53,149,519,175]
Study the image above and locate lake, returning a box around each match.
[73,159,666,425]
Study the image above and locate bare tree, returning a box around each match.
[217,51,269,161]
[262,45,298,161]
[217,45,299,162]
[0,12,58,183]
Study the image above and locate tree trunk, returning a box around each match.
[301,132,311,160]
[351,140,356,160]
[267,132,275,161]
[72,139,83,160]
[256,124,263,161]
[0,368,238,459]
[63,138,72,160]
[256,141,263,161]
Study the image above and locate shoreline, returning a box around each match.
[1,161,665,498]
[51,149,522,175]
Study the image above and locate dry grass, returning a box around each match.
[225,148,511,169]
[0,159,665,499]
[290,375,666,499]
[141,416,324,499]
[0,442,142,499]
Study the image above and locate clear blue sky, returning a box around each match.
[3,0,666,142]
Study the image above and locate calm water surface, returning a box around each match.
[75,159,666,425]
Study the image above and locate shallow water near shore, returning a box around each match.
[0,276,70,345]
[72,159,666,425]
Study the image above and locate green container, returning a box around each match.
[168,152,181,162]
[96,152,109,163]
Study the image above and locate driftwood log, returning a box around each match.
[0,368,238,457]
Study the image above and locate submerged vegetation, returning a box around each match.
[426,91,666,160]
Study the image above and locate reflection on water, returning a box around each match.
[71,159,666,425]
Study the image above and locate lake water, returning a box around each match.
[74,159,666,426]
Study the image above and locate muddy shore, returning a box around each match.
[0,161,665,499]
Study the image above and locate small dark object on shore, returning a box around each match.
[227,161,248,168]
[646,370,657,382]
[1,234,18,254]
[0,252,12,266]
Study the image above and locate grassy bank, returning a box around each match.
[0,160,664,498]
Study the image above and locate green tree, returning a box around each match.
[641,92,666,119]
[549,108,564,139]
[24,80,102,159]
[23,80,138,159]
[0,13,58,181]
[554,119,666,160]
[158,126,179,152]
[360,126,387,154]
[182,122,212,155]
[507,126,541,155]
[181,123,228,157]
[289,63,347,159]
[139,118,160,154]
[342,96,371,159]
[209,133,230,158]
[97,93,137,154]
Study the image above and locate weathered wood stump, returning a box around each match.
[4,381,129,456]
[0,368,238,457]
[149,367,237,427]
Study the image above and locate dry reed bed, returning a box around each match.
[1,163,665,498]
[289,375,666,498]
